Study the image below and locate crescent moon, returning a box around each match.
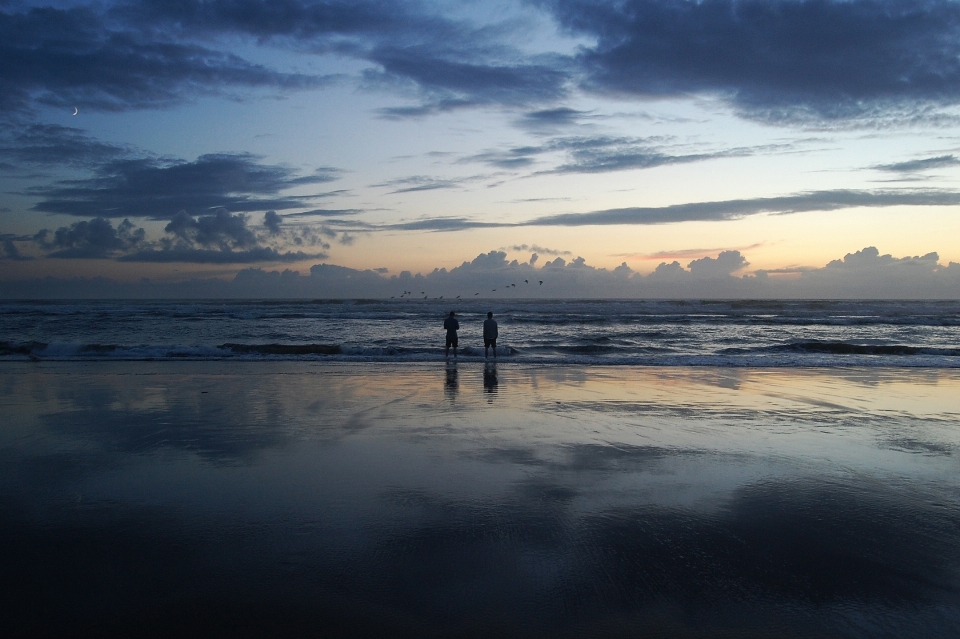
[72,107,78,116]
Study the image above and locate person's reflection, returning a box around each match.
[445,361,459,400]
[483,361,498,400]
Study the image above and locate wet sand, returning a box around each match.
[2,362,959,637]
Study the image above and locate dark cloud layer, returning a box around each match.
[1,1,569,117]
[33,213,327,263]
[30,153,339,219]
[5,0,960,125]
[543,0,960,123]
[0,4,327,113]
[36,217,146,259]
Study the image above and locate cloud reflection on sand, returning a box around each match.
[1,363,959,636]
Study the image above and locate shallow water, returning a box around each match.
[1,362,959,637]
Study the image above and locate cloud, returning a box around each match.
[786,246,954,297]
[29,153,341,219]
[874,155,960,173]
[687,250,749,277]
[547,137,756,174]
[9,0,960,126]
[376,98,479,120]
[529,189,960,226]
[389,217,500,231]
[515,107,589,132]
[350,186,960,235]
[618,244,765,261]
[823,246,941,272]
[375,188,960,233]
[1,234,33,261]
[33,212,328,263]
[0,4,330,113]
[352,189,960,238]
[119,246,323,264]
[36,217,146,259]
[282,208,363,218]
[465,145,542,170]
[263,210,282,235]
[542,0,960,124]
[148,210,331,261]
[163,210,257,249]
[374,175,470,193]
[0,123,130,170]
[505,244,571,256]
[4,246,960,299]
[122,0,572,114]
[369,50,569,112]
[466,135,782,174]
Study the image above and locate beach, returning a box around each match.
[2,361,958,637]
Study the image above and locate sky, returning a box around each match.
[3,0,960,298]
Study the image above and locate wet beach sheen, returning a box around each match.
[1,362,959,637]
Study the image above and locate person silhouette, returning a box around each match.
[483,311,498,358]
[444,311,460,357]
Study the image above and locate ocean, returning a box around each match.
[3,300,960,635]
[2,298,959,366]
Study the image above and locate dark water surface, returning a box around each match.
[2,362,959,637]
[2,299,960,366]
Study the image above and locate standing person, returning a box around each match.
[444,311,460,358]
[483,311,498,358]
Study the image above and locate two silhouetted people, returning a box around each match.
[442,311,498,358]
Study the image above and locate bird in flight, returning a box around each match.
[539,281,543,285]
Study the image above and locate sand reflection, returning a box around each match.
[1,362,958,636]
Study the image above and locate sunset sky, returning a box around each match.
[3,0,960,297]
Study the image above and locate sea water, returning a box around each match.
[2,298,959,366]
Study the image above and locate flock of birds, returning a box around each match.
[392,279,544,300]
